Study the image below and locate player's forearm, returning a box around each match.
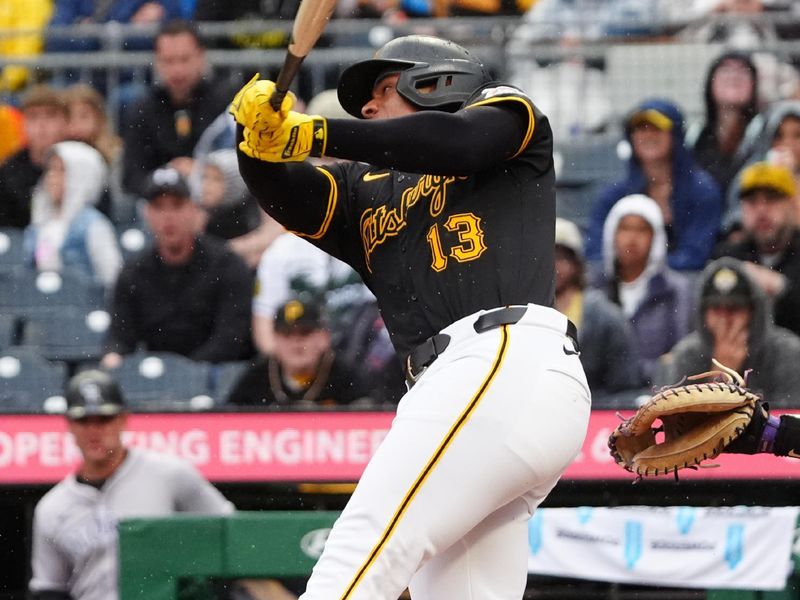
[325,106,525,175]
[727,405,800,458]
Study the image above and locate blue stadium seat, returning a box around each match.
[0,228,25,269]
[0,314,17,351]
[116,224,151,261]
[209,360,250,405]
[554,137,627,188]
[554,137,628,231]
[0,347,67,413]
[20,308,111,365]
[0,268,105,318]
[109,352,212,411]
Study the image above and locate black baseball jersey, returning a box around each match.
[240,84,555,357]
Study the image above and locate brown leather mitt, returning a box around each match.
[608,359,760,478]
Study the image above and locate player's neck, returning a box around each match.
[79,448,128,482]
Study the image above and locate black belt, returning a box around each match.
[404,306,580,386]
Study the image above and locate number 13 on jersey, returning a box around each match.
[425,212,487,272]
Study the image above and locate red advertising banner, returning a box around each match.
[0,410,798,484]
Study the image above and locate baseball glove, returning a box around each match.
[608,359,760,479]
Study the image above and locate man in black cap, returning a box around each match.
[654,256,800,407]
[29,370,234,600]
[228,296,372,407]
[101,166,254,369]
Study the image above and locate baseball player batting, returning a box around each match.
[231,35,591,599]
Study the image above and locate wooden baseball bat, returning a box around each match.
[269,0,338,111]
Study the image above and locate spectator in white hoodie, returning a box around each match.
[597,193,696,384]
[24,141,122,289]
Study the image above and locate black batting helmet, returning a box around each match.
[337,35,492,118]
[65,370,125,419]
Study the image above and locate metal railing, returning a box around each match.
[1,15,800,134]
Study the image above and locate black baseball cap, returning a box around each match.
[274,297,327,333]
[65,370,126,419]
[143,166,191,201]
[701,265,754,308]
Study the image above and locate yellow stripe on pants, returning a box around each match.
[339,324,513,599]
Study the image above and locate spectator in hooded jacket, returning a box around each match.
[714,161,800,337]
[686,50,760,198]
[585,99,723,273]
[654,256,800,408]
[597,194,695,385]
[24,141,122,289]
[725,101,800,230]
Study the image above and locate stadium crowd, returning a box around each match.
[1,0,800,414]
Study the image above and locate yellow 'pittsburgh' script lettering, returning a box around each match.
[359,175,465,271]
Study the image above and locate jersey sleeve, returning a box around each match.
[464,84,538,159]
[168,459,235,514]
[299,161,375,278]
[29,505,71,595]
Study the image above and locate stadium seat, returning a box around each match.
[554,136,627,188]
[0,267,106,318]
[554,137,628,231]
[20,308,111,365]
[209,360,250,405]
[0,314,17,351]
[109,351,213,411]
[0,228,25,269]
[0,347,68,413]
[116,224,151,261]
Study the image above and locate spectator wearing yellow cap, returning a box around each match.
[585,99,723,273]
[714,161,800,336]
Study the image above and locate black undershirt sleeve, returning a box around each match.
[325,105,526,175]
[235,104,527,242]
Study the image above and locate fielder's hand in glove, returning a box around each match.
[608,359,760,479]
[239,111,327,163]
[229,74,296,135]
[724,399,781,454]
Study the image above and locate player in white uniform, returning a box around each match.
[233,35,591,599]
[28,370,234,600]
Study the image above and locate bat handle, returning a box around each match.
[269,51,305,112]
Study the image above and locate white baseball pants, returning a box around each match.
[299,304,591,600]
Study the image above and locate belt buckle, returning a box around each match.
[405,354,427,383]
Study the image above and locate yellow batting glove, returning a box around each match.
[239,111,327,163]
[229,73,296,132]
